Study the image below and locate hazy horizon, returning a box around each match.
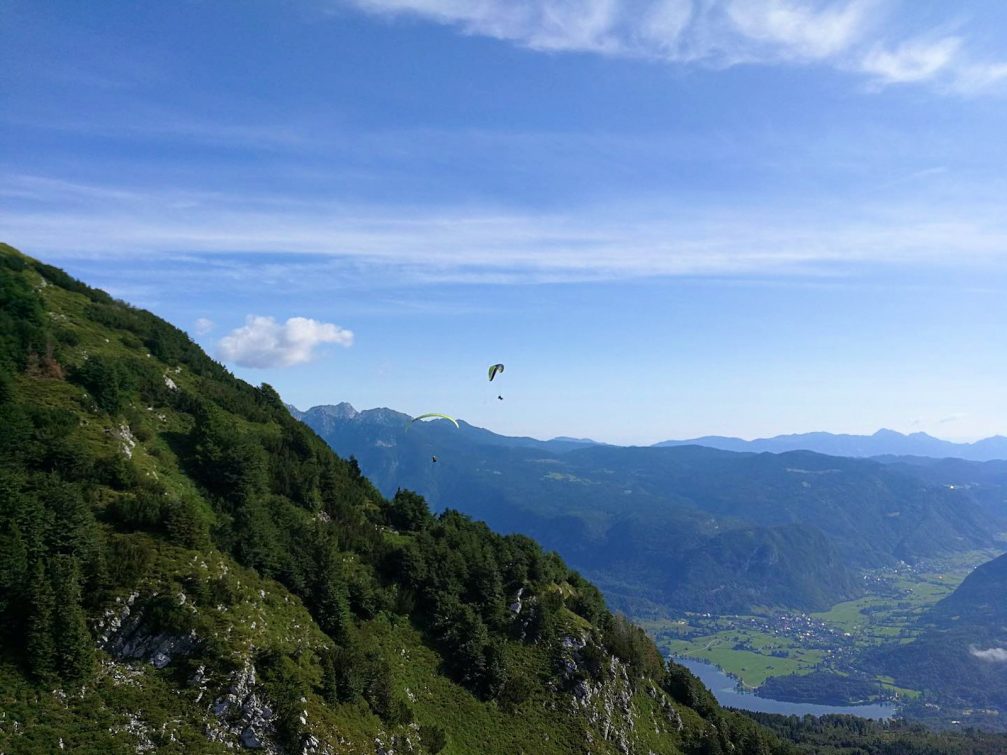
[290,399,1005,447]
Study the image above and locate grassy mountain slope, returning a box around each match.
[296,404,998,614]
[0,243,800,754]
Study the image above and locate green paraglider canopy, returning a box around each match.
[488,363,505,381]
[411,413,460,429]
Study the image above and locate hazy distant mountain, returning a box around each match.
[294,403,1001,615]
[292,403,602,455]
[655,428,1007,461]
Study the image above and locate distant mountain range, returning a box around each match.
[655,429,1007,462]
[291,403,1004,616]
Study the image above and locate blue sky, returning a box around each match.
[4,1,1007,444]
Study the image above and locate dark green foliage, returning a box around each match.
[190,404,269,505]
[0,255,46,371]
[525,589,563,643]
[94,453,140,490]
[387,488,432,532]
[604,613,666,679]
[364,658,412,725]
[311,544,352,643]
[144,593,196,636]
[749,711,1007,754]
[32,259,111,303]
[419,723,447,753]
[0,516,28,625]
[663,662,720,719]
[163,496,210,548]
[0,370,13,404]
[50,556,94,680]
[107,484,167,530]
[26,560,56,680]
[72,355,135,413]
[757,672,881,706]
[319,644,365,704]
[319,640,413,724]
[257,650,311,752]
[104,535,154,588]
[497,670,535,712]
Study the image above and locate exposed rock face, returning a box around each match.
[208,659,279,753]
[559,634,638,755]
[110,713,156,753]
[98,595,286,752]
[117,423,137,459]
[647,682,684,732]
[508,586,525,615]
[100,598,197,669]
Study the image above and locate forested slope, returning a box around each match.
[0,243,793,754]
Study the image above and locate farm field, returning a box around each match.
[641,549,1001,691]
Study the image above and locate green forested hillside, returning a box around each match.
[296,404,999,615]
[0,243,795,753]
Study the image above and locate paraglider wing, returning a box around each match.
[488,363,505,382]
[411,413,460,429]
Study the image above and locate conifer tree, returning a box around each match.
[26,559,56,680]
[51,555,94,681]
[0,519,28,636]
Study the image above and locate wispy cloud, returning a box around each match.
[725,0,873,61]
[5,174,1007,287]
[218,315,354,368]
[337,0,1007,94]
[194,317,215,335]
[860,36,960,86]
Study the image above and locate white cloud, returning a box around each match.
[725,0,872,61]
[338,0,1007,93]
[218,315,354,368]
[859,36,960,85]
[194,317,215,335]
[970,646,1007,663]
[350,0,625,54]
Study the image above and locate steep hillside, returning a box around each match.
[296,404,999,614]
[0,243,798,754]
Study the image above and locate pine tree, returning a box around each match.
[0,518,28,627]
[51,555,94,681]
[26,559,56,680]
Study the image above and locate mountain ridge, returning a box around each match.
[655,428,1007,461]
[294,401,1001,616]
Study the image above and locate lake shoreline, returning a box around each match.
[674,657,898,720]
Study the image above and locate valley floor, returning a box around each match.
[640,549,1002,720]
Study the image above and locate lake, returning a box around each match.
[675,658,897,720]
